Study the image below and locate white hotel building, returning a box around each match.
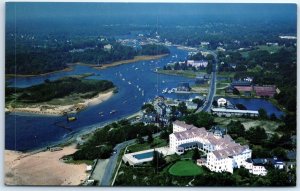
[169,120,254,174]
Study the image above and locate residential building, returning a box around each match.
[103,44,113,51]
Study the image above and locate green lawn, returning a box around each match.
[168,160,204,176]
[127,137,168,153]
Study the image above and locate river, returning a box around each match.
[5,46,199,151]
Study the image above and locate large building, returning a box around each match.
[187,60,208,69]
[169,121,253,174]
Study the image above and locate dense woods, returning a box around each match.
[6,77,114,103]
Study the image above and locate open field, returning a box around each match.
[214,117,284,135]
[168,160,204,176]
[240,45,283,58]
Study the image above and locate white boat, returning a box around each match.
[128,81,131,85]
[162,88,168,93]
[135,68,138,70]
[122,78,125,81]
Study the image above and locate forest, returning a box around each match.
[6,76,114,104]
[5,35,169,75]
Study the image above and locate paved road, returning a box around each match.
[100,133,160,186]
[197,50,218,113]
[99,139,135,186]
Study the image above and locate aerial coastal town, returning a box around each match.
[4,2,297,187]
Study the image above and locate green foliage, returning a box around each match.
[177,102,188,115]
[11,77,114,103]
[152,151,166,172]
[193,172,236,186]
[139,44,170,55]
[184,112,214,129]
[227,120,245,138]
[258,108,268,119]
[136,134,145,144]
[245,126,267,145]
[73,121,160,160]
[141,104,155,113]
[192,148,200,161]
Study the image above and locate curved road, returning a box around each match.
[197,50,218,112]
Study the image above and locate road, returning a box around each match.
[99,133,160,186]
[197,50,218,112]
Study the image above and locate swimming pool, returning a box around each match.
[133,151,154,160]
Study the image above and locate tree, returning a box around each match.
[147,132,154,143]
[159,130,169,141]
[227,120,245,138]
[152,151,166,173]
[142,104,155,113]
[178,102,188,115]
[258,108,268,119]
[192,148,200,161]
[136,134,145,144]
[269,113,277,121]
[192,98,203,107]
[246,126,268,145]
[232,88,240,95]
[212,100,218,107]
[184,112,214,129]
[271,147,287,160]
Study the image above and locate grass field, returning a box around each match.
[127,137,167,153]
[240,45,283,58]
[169,160,204,176]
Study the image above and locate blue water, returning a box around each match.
[133,151,154,160]
[225,97,284,118]
[5,47,198,151]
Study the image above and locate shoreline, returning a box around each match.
[5,66,74,78]
[5,54,168,79]
[6,89,115,116]
[93,54,169,70]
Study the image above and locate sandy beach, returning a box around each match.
[94,54,168,70]
[5,144,88,186]
[6,90,114,116]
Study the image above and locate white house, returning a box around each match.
[217,98,227,107]
[104,44,113,51]
[187,60,208,69]
[169,120,252,174]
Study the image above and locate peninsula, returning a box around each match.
[5,74,115,116]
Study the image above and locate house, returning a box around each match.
[104,44,113,51]
[254,85,276,97]
[231,80,252,87]
[187,60,208,69]
[244,158,268,176]
[142,112,157,125]
[195,75,206,84]
[217,98,227,107]
[169,121,252,174]
[197,158,207,166]
[209,126,227,137]
[177,82,191,92]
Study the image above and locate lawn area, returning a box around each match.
[127,137,168,153]
[240,45,283,58]
[156,69,207,79]
[217,71,235,78]
[169,160,204,176]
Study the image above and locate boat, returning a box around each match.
[99,112,104,115]
[122,78,125,81]
[162,88,168,93]
[128,81,131,85]
[135,68,138,70]
[138,88,141,91]
[110,110,117,114]
[67,116,77,122]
